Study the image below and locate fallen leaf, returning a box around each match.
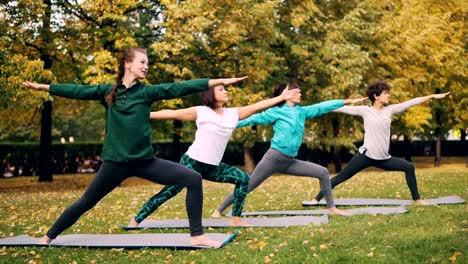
[449,251,462,264]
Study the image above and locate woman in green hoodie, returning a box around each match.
[22,47,247,248]
[214,82,367,217]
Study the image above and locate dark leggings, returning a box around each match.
[46,158,204,238]
[314,152,421,201]
[134,153,250,221]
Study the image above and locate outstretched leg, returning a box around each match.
[204,163,251,226]
[216,148,290,214]
[377,156,426,204]
[130,154,199,226]
[285,159,349,215]
[130,184,185,227]
[136,157,221,247]
[41,162,129,243]
[313,152,371,202]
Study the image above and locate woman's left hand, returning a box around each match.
[344,97,368,105]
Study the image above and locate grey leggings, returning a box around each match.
[46,158,204,238]
[314,152,421,201]
[217,148,335,213]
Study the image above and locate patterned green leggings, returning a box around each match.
[134,153,250,222]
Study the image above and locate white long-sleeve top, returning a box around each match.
[334,98,425,160]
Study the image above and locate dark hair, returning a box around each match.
[105,47,147,106]
[200,85,218,109]
[366,80,390,103]
[273,82,300,106]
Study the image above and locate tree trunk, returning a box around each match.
[242,142,255,174]
[38,0,54,181]
[434,134,441,167]
[434,107,442,167]
[38,100,53,182]
[460,128,467,168]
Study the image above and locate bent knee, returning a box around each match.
[404,163,415,172]
[317,168,330,179]
[184,171,203,186]
[239,172,250,185]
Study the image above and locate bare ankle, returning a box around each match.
[211,210,222,218]
[414,199,429,206]
[230,217,251,227]
[190,235,222,248]
[328,207,350,216]
[128,218,139,227]
[39,235,52,244]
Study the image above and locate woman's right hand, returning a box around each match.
[22,81,50,91]
[280,87,301,101]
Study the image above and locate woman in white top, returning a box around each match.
[129,83,301,226]
[310,80,449,205]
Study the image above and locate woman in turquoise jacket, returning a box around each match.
[214,82,367,217]
[23,47,246,248]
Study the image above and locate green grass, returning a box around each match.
[0,159,466,263]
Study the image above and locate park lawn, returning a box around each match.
[0,161,466,264]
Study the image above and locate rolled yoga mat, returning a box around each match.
[120,215,329,230]
[235,206,409,217]
[0,232,239,249]
[301,195,465,206]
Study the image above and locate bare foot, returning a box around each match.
[306,199,319,205]
[414,199,430,206]
[328,207,351,216]
[211,210,222,218]
[128,218,139,227]
[190,235,222,248]
[229,217,251,227]
[38,235,52,244]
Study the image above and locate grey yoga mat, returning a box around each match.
[121,215,329,230]
[301,195,465,206]
[0,232,238,249]
[235,206,409,217]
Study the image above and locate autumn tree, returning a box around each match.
[0,0,166,180]
[369,0,466,166]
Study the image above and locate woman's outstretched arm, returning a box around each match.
[22,81,49,91]
[208,76,248,88]
[22,81,108,100]
[236,88,301,120]
[150,107,197,121]
[391,92,450,114]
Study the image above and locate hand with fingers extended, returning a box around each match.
[344,97,368,105]
[209,76,248,88]
[22,81,50,91]
[432,92,450,99]
[280,87,301,101]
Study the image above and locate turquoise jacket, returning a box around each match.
[50,79,209,162]
[237,100,344,157]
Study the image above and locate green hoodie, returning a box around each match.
[50,78,209,162]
